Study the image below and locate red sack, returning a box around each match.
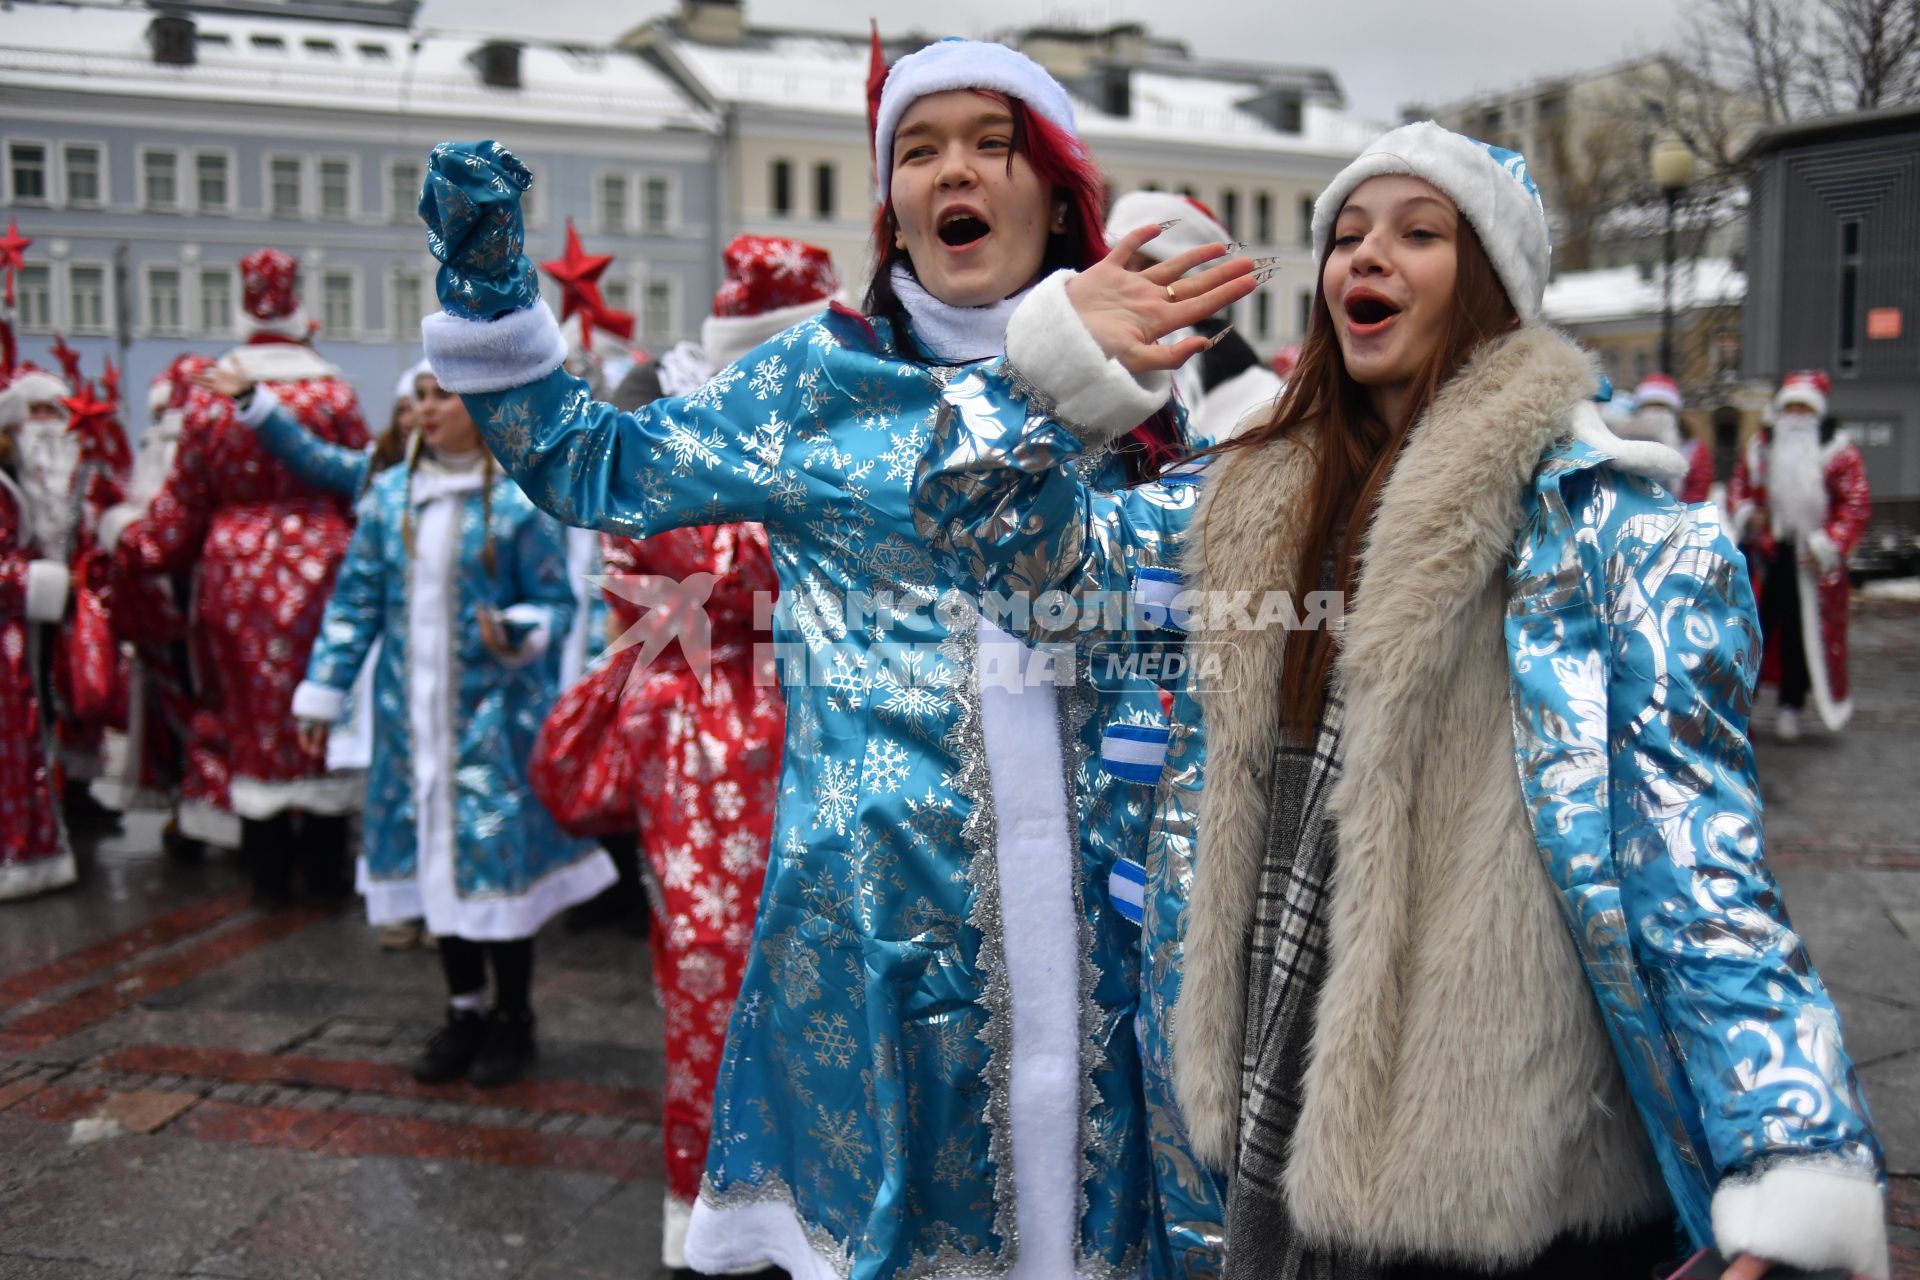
[529,647,641,838]
[63,550,123,725]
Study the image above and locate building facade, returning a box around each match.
[2,0,721,433]
[1743,104,1920,521]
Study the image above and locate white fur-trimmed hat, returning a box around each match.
[1311,120,1552,322]
[1775,369,1830,418]
[0,369,72,430]
[1633,373,1682,412]
[873,39,1076,205]
[1107,191,1233,265]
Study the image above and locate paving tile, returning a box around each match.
[174,1100,352,1153]
[0,1257,135,1279]
[0,1076,48,1113]
[315,1113,657,1181]
[99,1089,199,1135]
[521,1179,676,1280]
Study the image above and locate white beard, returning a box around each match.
[17,415,81,558]
[1769,415,1827,542]
[1619,405,1683,452]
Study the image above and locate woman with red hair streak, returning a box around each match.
[413,36,1252,1280]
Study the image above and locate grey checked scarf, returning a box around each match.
[1220,691,1383,1280]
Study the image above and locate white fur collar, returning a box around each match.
[890,263,1035,363]
[700,299,831,371]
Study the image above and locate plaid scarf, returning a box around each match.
[1220,692,1381,1280]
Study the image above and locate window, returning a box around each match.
[8,143,48,203]
[196,152,230,212]
[1631,346,1651,383]
[643,279,674,342]
[1254,191,1273,244]
[598,172,628,232]
[1711,330,1741,381]
[146,266,185,335]
[200,266,234,335]
[198,31,232,49]
[318,158,352,221]
[69,265,108,333]
[358,43,391,62]
[1838,218,1861,373]
[303,39,340,57]
[770,159,792,216]
[1220,189,1240,238]
[269,155,303,217]
[1255,289,1271,340]
[1537,94,1565,122]
[389,158,422,223]
[142,149,180,209]
[321,270,355,335]
[1297,288,1313,338]
[1298,195,1315,249]
[251,35,286,52]
[63,145,103,207]
[813,162,836,220]
[1178,184,1197,200]
[390,270,424,338]
[642,175,671,232]
[16,264,52,331]
[603,277,631,316]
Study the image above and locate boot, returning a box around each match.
[410,1008,488,1083]
[468,1009,538,1088]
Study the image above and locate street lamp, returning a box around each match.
[1651,134,1697,378]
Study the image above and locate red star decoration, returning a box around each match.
[101,357,121,410]
[63,382,130,473]
[50,334,84,388]
[0,219,30,309]
[539,219,633,353]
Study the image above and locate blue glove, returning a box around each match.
[418,141,541,320]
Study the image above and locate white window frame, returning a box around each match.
[384,154,424,224]
[640,274,680,345]
[388,266,427,340]
[142,262,188,337]
[264,152,307,220]
[639,171,679,234]
[136,144,185,213]
[197,264,236,337]
[193,147,237,215]
[59,140,109,209]
[64,259,116,336]
[317,266,361,340]
[315,153,358,223]
[595,168,632,236]
[600,271,635,322]
[15,262,55,332]
[4,137,54,207]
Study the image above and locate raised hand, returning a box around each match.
[418,140,541,319]
[1063,224,1261,375]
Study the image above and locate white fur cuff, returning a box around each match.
[1711,1161,1889,1278]
[234,384,282,429]
[96,503,142,554]
[1005,270,1172,445]
[420,300,567,395]
[494,603,553,669]
[1805,529,1840,574]
[291,680,347,724]
[25,559,70,623]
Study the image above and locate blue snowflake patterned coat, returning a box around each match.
[298,462,594,907]
[915,336,1887,1274]
[424,291,1181,1279]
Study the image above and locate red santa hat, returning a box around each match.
[238,248,313,342]
[1775,369,1830,418]
[702,235,839,369]
[1632,373,1682,413]
[0,365,72,430]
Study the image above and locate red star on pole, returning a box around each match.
[62,382,130,472]
[0,219,33,309]
[539,219,633,353]
[50,334,84,388]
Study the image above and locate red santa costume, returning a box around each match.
[94,356,243,850]
[0,359,78,898]
[527,234,827,1269]
[1625,373,1713,505]
[105,250,368,898]
[1729,370,1872,737]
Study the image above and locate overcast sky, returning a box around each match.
[418,0,1690,124]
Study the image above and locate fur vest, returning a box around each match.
[1175,328,1668,1265]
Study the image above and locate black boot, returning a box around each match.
[468,1009,537,1088]
[410,1008,488,1083]
[296,813,355,904]
[242,814,297,908]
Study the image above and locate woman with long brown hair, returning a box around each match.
[915,122,1887,1279]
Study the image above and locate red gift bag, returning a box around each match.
[529,646,641,838]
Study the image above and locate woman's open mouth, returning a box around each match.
[1343,290,1401,337]
[937,209,992,249]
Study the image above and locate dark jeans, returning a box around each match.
[1384,1217,1680,1280]
[1758,542,1812,711]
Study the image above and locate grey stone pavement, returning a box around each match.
[0,598,1916,1279]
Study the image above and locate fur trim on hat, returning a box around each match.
[1312,121,1551,322]
[1107,191,1232,263]
[0,370,73,429]
[702,298,832,372]
[874,39,1075,204]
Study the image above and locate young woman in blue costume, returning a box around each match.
[412,37,1253,1280]
[915,123,1887,1279]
